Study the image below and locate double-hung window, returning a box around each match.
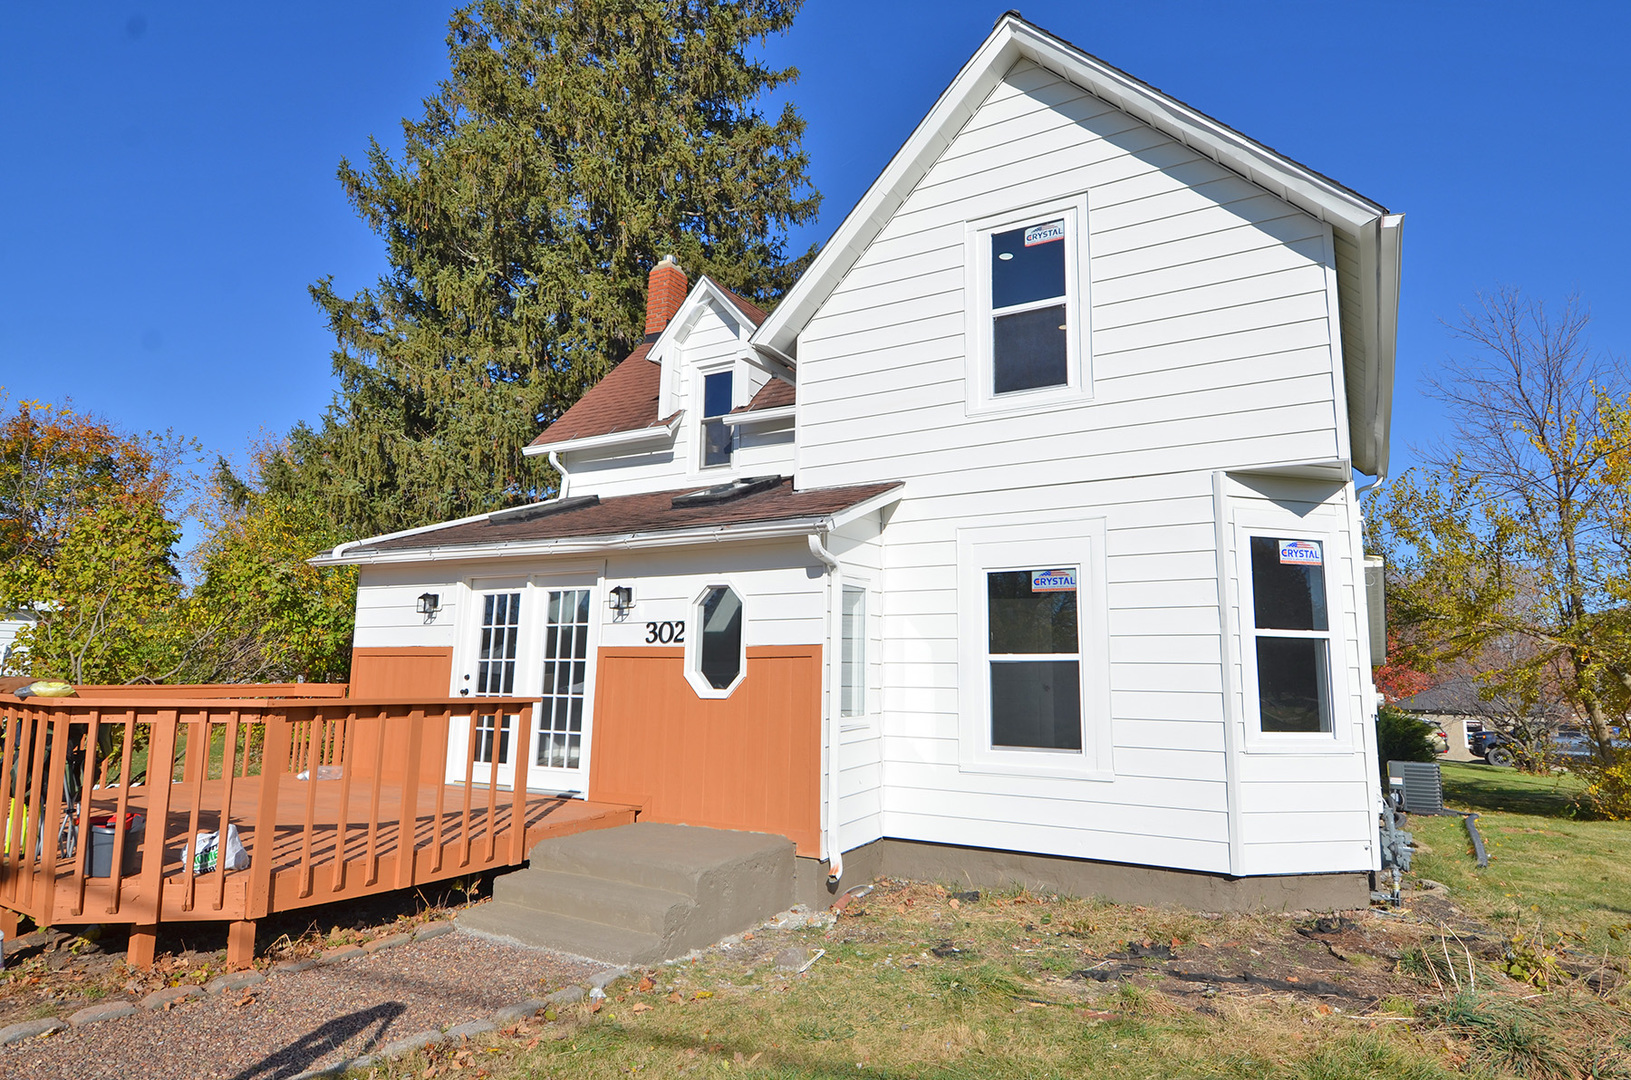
[966,196,1089,414]
[1245,535,1334,735]
[702,370,733,468]
[957,523,1111,778]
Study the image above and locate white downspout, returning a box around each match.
[808,531,844,885]
[549,450,570,499]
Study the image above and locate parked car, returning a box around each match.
[1469,729,1517,768]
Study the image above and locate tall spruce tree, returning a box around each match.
[298,0,819,536]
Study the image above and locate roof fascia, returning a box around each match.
[754,14,1390,359]
[310,504,506,567]
[520,411,683,458]
[646,276,756,368]
[310,515,839,567]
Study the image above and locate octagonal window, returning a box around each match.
[694,585,744,693]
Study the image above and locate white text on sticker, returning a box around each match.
[1031,569,1077,592]
[1023,221,1065,247]
[1278,540,1322,567]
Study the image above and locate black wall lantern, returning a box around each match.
[416,592,441,620]
[607,585,634,613]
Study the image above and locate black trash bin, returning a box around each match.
[85,813,144,878]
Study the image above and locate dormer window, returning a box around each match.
[702,370,734,467]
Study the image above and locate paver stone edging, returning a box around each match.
[0,1017,66,1045]
[68,1000,138,1026]
[142,984,205,1010]
[206,970,267,995]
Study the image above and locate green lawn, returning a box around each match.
[1413,762,1631,949]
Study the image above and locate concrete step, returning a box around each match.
[463,822,797,965]
[490,868,694,937]
[527,822,791,897]
[458,904,668,967]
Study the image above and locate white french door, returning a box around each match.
[448,581,598,794]
[531,587,595,792]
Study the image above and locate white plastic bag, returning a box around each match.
[182,823,249,873]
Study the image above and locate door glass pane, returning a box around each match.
[992,305,1068,394]
[991,221,1066,309]
[698,586,744,689]
[987,571,1078,654]
[990,660,1082,750]
[1249,537,1328,631]
[841,586,866,718]
[474,713,511,765]
[1256,637,1332,733]
[536,588,591,770]
[476,592,521,694]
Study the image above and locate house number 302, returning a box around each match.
[644,621,685,644]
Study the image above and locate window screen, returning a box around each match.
[703,371,733,467]
[990,220,1069,396]
[697,586,743,690]
[1248,537,1332,734]
[987,569,1082,751]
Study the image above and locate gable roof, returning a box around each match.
[314,477,903,565]
[751,11,1402,478]
[528,276,772,452]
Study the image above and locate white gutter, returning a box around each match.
[807,532,844,886]
[720,406,795,428]
[520,412,683,458]
[311,515,844,567]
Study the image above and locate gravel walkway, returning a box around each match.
[0,930,609,1080]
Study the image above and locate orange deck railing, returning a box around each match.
[0,690,574,968]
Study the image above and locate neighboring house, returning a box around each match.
[1394,676,1572,762]
[315,14,1402,908]
[0,611,36,674]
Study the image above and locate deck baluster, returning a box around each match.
[509,705,533,864]
[394,707,426,889]
[105,712,136,916]
[297,707,324,898]
[0,702,23,912]
[363,708,387,886]
[181,710,211,912]
[129,710,180,968]
[215,710,240,912]
[459,711,477,869]
[68,711,102,918]
[330,709,358,895]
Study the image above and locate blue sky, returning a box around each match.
[2,2,1627,511]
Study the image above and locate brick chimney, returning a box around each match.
[644,254,688,339]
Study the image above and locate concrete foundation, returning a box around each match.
[821,839,1369,912]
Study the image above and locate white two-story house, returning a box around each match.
[316,13,1402,909]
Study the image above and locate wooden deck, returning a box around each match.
[0,689,639,968]
[58,778,635,922]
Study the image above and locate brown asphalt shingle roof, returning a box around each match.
[359,477,901,555]
[529,283,778,449]
[529,343,665,448]
[738,378,795,412]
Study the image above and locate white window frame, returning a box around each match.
[840,582,867,720]
[956,520,1112,779]
[696,361,737,472]
[1233,519,1351,753]
[963,193,1092,417]
[685,580,747,699]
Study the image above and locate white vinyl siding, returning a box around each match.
[793,59,1363,876]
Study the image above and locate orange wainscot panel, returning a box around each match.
[587,645,821,856]
[348,647,456,785]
